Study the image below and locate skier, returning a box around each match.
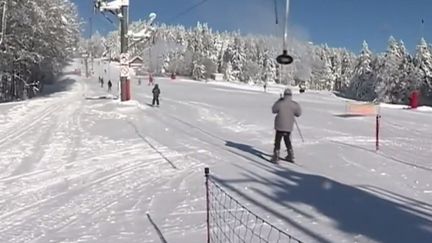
[100,77,104,88]
[271,88,302,163]
[263,83,267,93]
[107,80,112,92]
[299,83,306,93]
[152,84,160,106]
[148,73,154,86]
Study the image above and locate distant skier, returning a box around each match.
[107,80,112,92]
[100,77,104,88]
[152,84,160,106]
[271,88,302,163]
[299,83,306,93]
[263,83,267,93]
[148,73,154,86]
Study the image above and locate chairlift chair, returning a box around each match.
[276,0,293,65]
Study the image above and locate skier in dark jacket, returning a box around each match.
[271,88,302,163]
[152,84,160,106]
[107,80,112,92]
[299,83,306,93]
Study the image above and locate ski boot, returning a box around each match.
[285,149,294,163]
[271,150,280,163]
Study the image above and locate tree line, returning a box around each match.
[0,0,79,102]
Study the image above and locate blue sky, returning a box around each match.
[73,0,432,53]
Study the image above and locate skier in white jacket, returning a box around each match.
[271,88,302,162]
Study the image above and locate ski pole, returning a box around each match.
[294,119,304,142]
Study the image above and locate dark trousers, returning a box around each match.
[152,96,159,106]
[274,131,292,152]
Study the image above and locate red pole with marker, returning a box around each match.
[376,114,381,151]
[205,168,210,243]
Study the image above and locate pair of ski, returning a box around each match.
[271,154,294,164]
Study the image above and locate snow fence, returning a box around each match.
[205,168,303,243]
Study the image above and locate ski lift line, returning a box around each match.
[89,16,93,39]
[272,0,281,48]
[420,18,425,40]
[273,0,279,25]
[166,0,211,23]
[92,1,116,26]
[101,12,115,25]
[283,0,290,51]
[275,0,293,65]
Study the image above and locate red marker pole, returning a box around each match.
[205,168,210,243]
[376,114,381,151]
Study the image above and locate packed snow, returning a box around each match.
[0,60,431,243]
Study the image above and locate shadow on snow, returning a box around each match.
[220,140,432,243]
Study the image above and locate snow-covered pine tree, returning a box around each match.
[329,48,343,91]
[0,0,79,102]
[375,36,406,103]
[320,44,337,90]
[262,49,277,84]
[339,49,356,91]
[293,42,314,87]
[389,40,419,103]
[309,45,332,90]
[223,61,235,81]
[86,18,432,102]
[188,22,206,79]
[349,40,377,100]
[229,36,246,82]
[414,38,432,90]
[88,31,106,58]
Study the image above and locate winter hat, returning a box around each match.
[283,88,292,96]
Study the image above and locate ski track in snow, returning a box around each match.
[0,62,208,243]
[135,75,432,242]
[1,60,431,243]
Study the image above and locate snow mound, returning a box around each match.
[380,103,432,112]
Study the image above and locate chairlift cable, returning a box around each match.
[273,0,279,25]
[276,0,293,66]
[101,12,115,25]
[283,0,289,51]
[93,1,116,26]
[166,0,211,23]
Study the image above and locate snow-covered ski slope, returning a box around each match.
[0,60,431,243]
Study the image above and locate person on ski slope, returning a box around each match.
[271,88,301,162]
[107,80,112,92]
[152,84,161,106]
[148,73,154,86]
